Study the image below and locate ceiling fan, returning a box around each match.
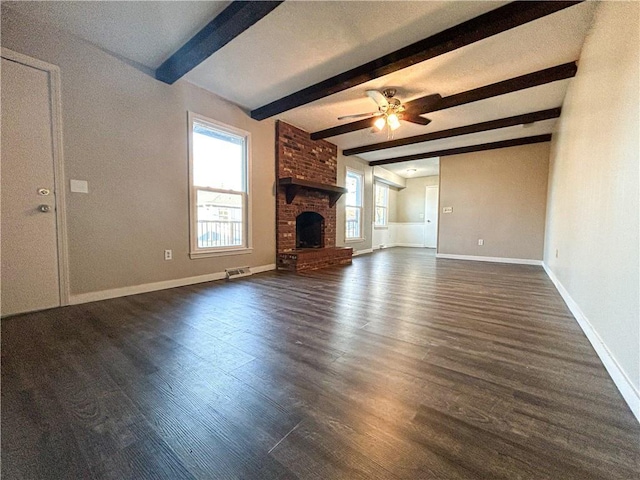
[338,88,434,132]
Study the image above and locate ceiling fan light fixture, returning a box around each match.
[387,113,401,131]
[374,116,387,131]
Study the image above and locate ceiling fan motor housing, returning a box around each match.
[382,88,397,98]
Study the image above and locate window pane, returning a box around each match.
[375,183,388,206]
[346,172,362,206]
[346,174,357,206]
[346,206,360,238]
[196,189,243,248]
[375,184,382,205]
[374,183,388,226]
[375,207,387,226]
[193,123,244,191]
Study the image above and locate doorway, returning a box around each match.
[424,185,439,249]
[1,49,68,316]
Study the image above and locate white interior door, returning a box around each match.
[424,185,439,248]
[1,57,61,316]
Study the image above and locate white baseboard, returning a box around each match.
[436,253,542,266]
[69,263,276,305]
[372,243,430,250]
[352,248,373,256]
[543,264,639,423]
[389,222,426,225]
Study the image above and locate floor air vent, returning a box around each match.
[225,266,252,279]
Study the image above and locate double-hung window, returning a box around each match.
[188,113,251,258]
[345,169,363,240]
[374,182,389,227]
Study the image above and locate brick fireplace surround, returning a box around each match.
[276,121,352,271]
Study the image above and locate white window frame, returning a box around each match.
[345,168,364,242]
[374,182,389,228]
[188,112,252,258]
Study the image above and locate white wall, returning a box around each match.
[544,1,639,416]
[371,222,426,250]
[372,175,440,250]
[372,166,406,188]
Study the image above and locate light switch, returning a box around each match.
[70,179,89,193]
[442,207,453,214]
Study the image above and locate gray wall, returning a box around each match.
[1,7,276,295]
[544,2,639,394]
[438,143,550,260]
[396,175,439,223]
[388,187,399,223]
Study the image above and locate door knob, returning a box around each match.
[427,219,431,223]
[38,205,52,213]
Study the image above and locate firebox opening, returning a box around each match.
[296,212,324,249]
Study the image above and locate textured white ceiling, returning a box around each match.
[4,1,597,166]
[359,119,556,162]
[184,1,504,108]
[271,3,595,138]
[3,1,230,68]
[380,158,441,179]
[336,80,570,152]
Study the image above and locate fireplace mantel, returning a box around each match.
[278,177,348,207]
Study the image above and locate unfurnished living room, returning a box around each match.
[1,1,638,479]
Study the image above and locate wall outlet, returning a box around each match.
[164,249,172,261]
[442,207,453,214]
[478,239,484,246]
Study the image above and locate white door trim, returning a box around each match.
[2,48,70,307]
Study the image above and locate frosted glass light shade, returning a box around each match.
[387,113,400,131]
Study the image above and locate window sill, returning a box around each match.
[374,225,388,230]
[190,247,253,259]
[345,238,365,244]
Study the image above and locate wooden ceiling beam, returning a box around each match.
[343,108,561,156]
[250,1,582,120]
[156,1,284,84]
[368,134,552,166]
[311,62,576,140]
[430,63,577,112]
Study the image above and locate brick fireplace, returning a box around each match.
[276,121,352,271]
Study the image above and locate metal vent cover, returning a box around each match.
[225,267,252,279]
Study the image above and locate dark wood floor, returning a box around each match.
[2,248,639,479]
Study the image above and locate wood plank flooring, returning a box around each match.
[2,248,638,479]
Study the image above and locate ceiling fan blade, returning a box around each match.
[404,93,442,114]
[337,112,378,120]
[366,90,389,110]
[402,114,432,126]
